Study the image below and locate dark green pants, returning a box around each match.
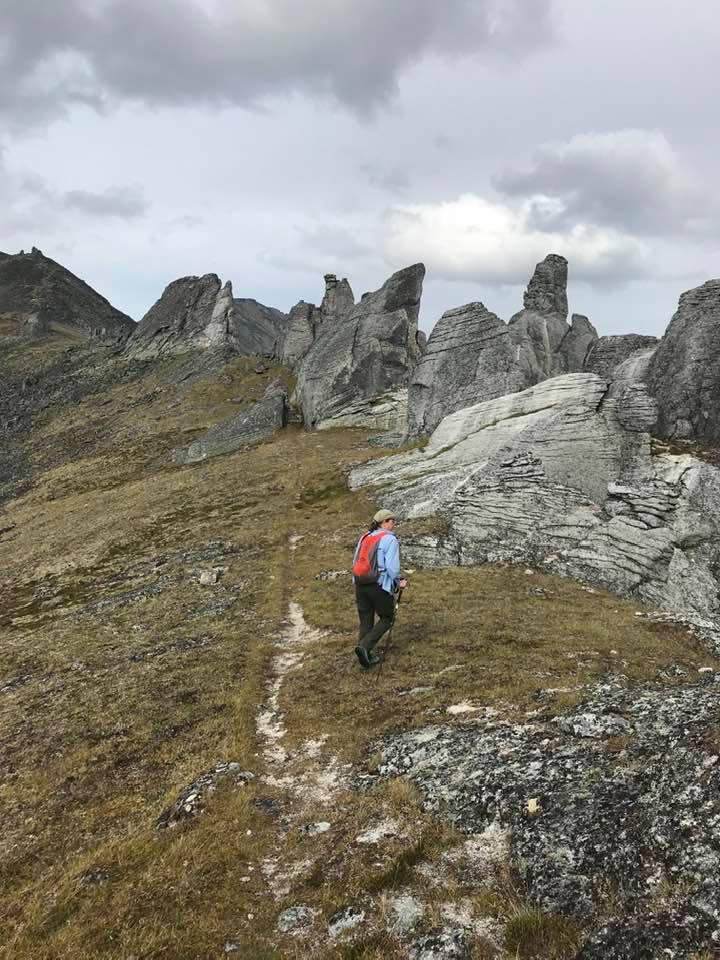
[355,582,395,652]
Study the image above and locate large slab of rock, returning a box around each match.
[406,255,597,438]
[293,264,424,429]
[0,247,135,342]
[351,371,720,634]
[646,279,720,442]
[173,383,287,464]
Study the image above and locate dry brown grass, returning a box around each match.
[0,346,717,958]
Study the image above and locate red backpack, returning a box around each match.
[352,530,389,585]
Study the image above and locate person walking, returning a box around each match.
[352,509,407,669]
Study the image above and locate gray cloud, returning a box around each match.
[494,129,717,237]
[0,146,148,232]
[0,0,553,127]
[63,186,148,218]
[360,164,411,193]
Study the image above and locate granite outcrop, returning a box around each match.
[292,264,425,431]
[351,371,720,644]
[127,274,288,360]
[406,255,598,438]
[280,274,355,371]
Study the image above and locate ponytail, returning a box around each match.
[368,520,381,532]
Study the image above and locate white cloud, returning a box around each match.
[382,193,650,288]
[495,129,717,237]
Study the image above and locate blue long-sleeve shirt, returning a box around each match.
[353,530,401,594]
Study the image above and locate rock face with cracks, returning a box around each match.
[646,278,720,443]
[375,674,720,958]
[0,247,135,342]
[406,255,598,438]
[351,371,720,642]
[293,263,424,431]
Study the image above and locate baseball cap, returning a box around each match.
[373,508,396,523]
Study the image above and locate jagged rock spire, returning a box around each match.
[523,253,569,319]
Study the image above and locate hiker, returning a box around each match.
[352,508,407,669]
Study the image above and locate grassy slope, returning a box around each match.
[0,346,716,960]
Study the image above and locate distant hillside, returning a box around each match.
[0,247,135,342]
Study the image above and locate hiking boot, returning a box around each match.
[366,653,382,668]
[355,645,371,669]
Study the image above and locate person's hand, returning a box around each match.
[398,578,408,589]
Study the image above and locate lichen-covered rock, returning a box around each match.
[376,674,720,957]
[293,264,424,429]
[646,279,720,442]
[156,762,254,828]
[406,256,597,438]
[0,247,135,342]
[173,384,287,464]
[584,334,658,379]
[350,372,720,638]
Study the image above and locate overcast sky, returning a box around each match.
[1,0,719,335]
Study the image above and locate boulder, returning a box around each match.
[173,382,287,464]
[584,334,658,379]
[0,247,135,342]
[293,264,424,430]
[350,371,720,635]
[646,279,720,442]
[406,255,597,438]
